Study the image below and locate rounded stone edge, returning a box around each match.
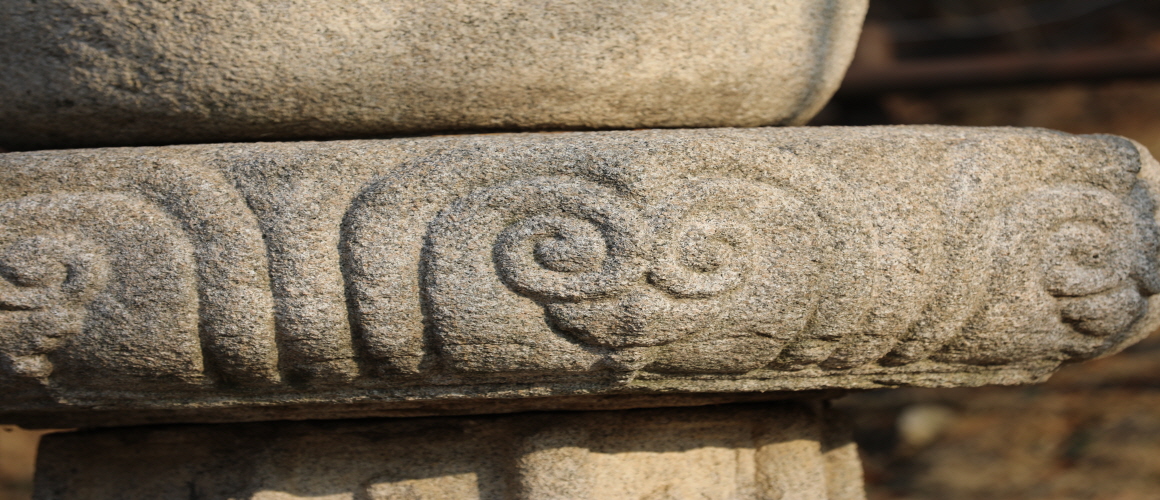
[786,0,869,126]
[1101,137,1160,358]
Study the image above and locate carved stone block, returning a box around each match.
[0,126,1156,427]
[0,0,866,149]
[33,402,863,500]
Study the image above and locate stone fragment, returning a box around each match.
[0,0,867,149]
[0,126,1156,427]
[32,402,863,500]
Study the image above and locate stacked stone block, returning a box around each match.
[0,1,1156,499]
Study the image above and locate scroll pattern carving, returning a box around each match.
[421,176,856,373]
[1041,191,1149,338]
[2,131,1156,398]
[0,233,107,379]
[0,168,279,387]
[936,184,1160,364]
[0,194,201,384]
[393,173,1158,375]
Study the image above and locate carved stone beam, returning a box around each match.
[1,126,1156,428]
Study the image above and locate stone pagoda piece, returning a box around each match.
[1,1,1157,499]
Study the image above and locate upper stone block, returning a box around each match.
[0,0,867,150]
[0,126,1156,427]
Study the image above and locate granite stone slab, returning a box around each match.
[33,402,862,500]
[0,0,866,150]
[0,126,1156,427]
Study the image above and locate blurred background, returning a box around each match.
[2,1,1159,499]
[814,0,1160,155]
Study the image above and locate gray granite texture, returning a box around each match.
[0,126,1157,427]
[0,0,867,150]
[33,402,863,500]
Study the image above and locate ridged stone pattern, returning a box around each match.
[0,0,867,150]
[0,126,1157,427]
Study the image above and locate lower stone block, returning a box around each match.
[33,402,861,500]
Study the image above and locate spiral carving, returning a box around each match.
[1033,189,1149,344]
[484,178,771,353]
[375,162,1158,376]
[0,235,107,311]
[0,193,203,384]
[1042,213,1147,340]
[649,219,753,299]
[491,179,763,305]
[414,176,832,372]
[0,234,107,379]
[0,188,280,386]
[492,183,650,302]
[935,186,1158,365]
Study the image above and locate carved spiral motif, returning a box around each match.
[0,191,280,386]
[0,193,203,384]
[0,149,282,388]
[493,181,760,303]
[936,185,1158,365]
[1043,221,1130,299]
[0,234,107,379]
[493,184,650,302]
[487,178,772,353]
[649,219,753,299]
[422,176,797,365]
[1041,215,1147,340]
[1038,190,1148,341]
[0,235,107,310]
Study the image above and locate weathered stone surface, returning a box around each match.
[33,402,863,500]
[0,0,867,150]
[0,126,1156,427]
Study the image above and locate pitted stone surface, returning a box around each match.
[33,402,863,500]
[0,0,866,150]
[0,126,1156,427]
